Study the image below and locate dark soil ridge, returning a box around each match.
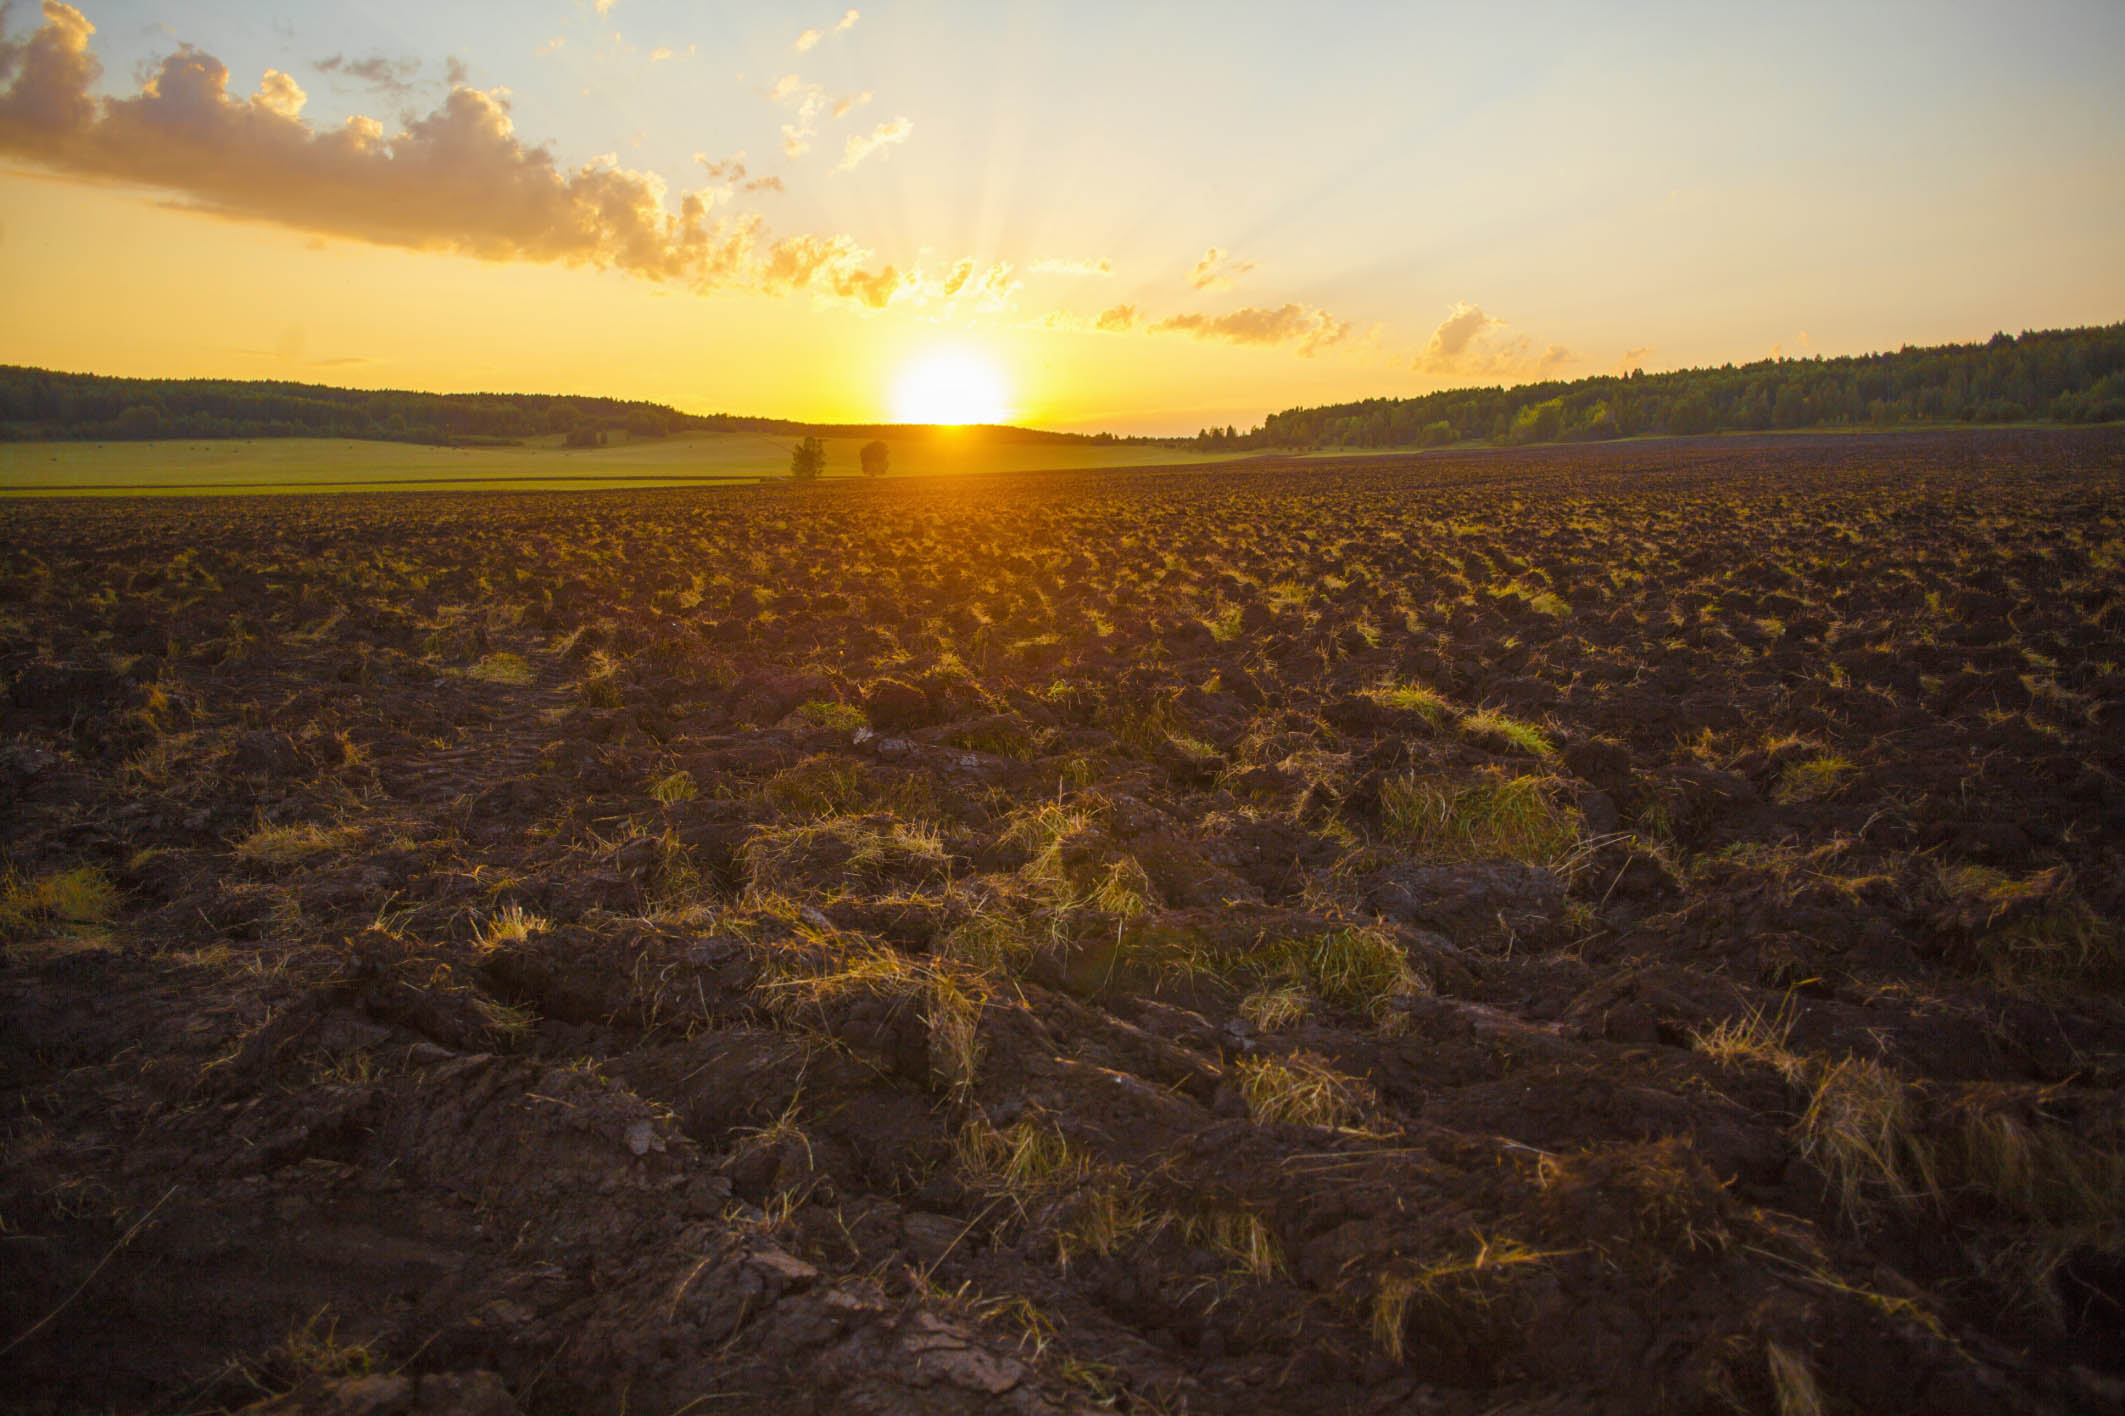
[3,428,2123,1414]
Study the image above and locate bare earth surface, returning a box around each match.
[3,429,2124,1414]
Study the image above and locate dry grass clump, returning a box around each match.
[1178,1207,1284,1279]
[1771,754,1854,804]
[1933,863,2120,986]
[1269,924,1424,1022]
[472,902,549,950]
[0,864,119,940]
[1380,769,1581,864]
[1234,1051,1374,1129]
[1369,1233,1565,1362]
[1364,680,1454,723]
[762,756,936,820]
[233,822,362,866]
[955,1114,1083,1202]
[467,651,535,685]
[795,700,866,733]
[1798,1056,1937,1219]
[1238,982,1313,1031]
[648,769,698,804]
[1690,1004,1806,1083]
[742,816,950,895]
[755,931,987,1092]
[1460,708,1557,758]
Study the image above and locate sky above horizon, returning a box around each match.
[1,1,2120,434]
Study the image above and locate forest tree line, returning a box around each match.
[0,368,1118,446]
[1193,323,2125,451]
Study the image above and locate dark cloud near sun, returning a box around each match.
[314,53,421,98]
[0,3,931,310]
[1152,303,1349,355]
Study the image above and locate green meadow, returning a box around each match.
[0,431,1228,495]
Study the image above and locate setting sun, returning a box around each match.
[891,350,1011,426]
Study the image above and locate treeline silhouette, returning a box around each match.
[1194,323,2125,451]
[0,368,1116,446]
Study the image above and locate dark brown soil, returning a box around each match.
[3,428,2123,1414]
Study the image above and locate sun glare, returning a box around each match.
[892,350,1011,426]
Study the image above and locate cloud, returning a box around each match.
[593,0,617,16]
[831,90,869,118]
[770,73,826,156]
[1413,301,1573,379]
[1096,303,1137,333]
[794,10,858,52]
[0,3,923,310]
[834,114,909,172]
[315,53,420,98]
[1186,246,1255,292]
[1031,256,1112,277]
[1152,303,1349,354]
[695,151,783,197]
[536,37,564,55]
[1612,346,1653,374]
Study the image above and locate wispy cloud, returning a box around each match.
[794,9,859,52]
[831,90,870,118]
[835,115,910,172]
[1031,256,1113,277]
[1612,346,1652,374]
[314,53,421,98]
[0,3,929,312]
[1096,303,1137,332]
[1186,246,1255,292]
[770,73,827,156]
[1153,303,1349,354]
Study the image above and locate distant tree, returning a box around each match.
[790,435,826,480]
[859,438,890,477]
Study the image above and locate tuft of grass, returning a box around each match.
[1380,770,1580,864]
[795,700,866,733]
[1057,1183,1154,1267]
[955,1114,1082,1203]
[473,902,549,950]
[1364,681,1453,723]
[1238,982,1314,1031]
[1765,1341,1824,1416]
[649,769,698,804]
[1690,1004,1806,1083]
[1179,1208,1284,1279]
[1270,925,1423,1021]
[233,822,361,866]
[1234,1052,1372,1129]
[1370,1234,1565,1362]
[1935,864,2120,986]
[1798,1057,1936,1220]
[1461,708,1556,758]
[1772,755,1854,805]
[0,865,119,940]
[467,651,535,686]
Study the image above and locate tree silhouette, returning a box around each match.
[789,435,825,480]
[859,439,889,477]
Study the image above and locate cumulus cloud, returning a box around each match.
[1031,256,1112,277]
[1413,301,1572,379]
[1096,303,1137,333]
[1152,303,1349,355]
[835,114,909,172]
[1186,246,1255,292]
[0,3,932,312]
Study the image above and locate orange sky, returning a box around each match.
[2,2,2121,433]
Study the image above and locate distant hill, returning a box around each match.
[1194,322,2125,451]
[0,367,1133,448]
